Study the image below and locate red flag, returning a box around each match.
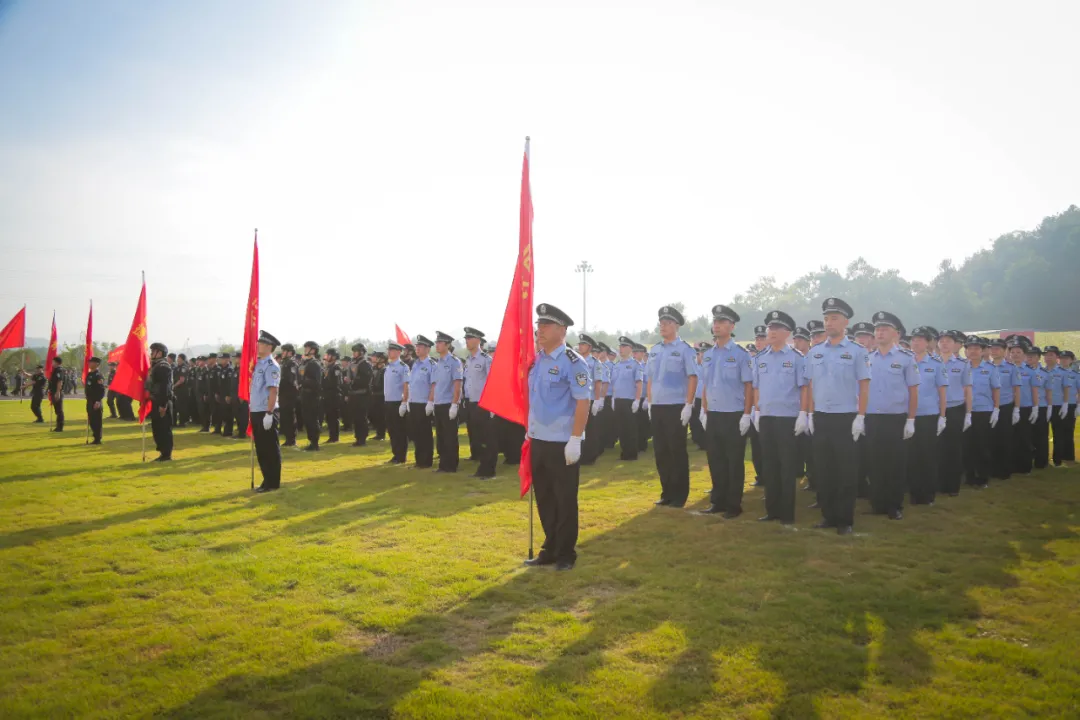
[44,313,58,401]
[0,306,26,351]
[82,301,93,383]
[479,138,535,496]
[238,231,260,436]
[395,324,411,346]
[107,346,125,364]
[111,281,152,422]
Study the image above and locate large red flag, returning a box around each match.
[0,306,26,350]
[238,231,259,436]
[82,301,93,383]
[394,324,411,346]
[479,137,535,496]
[111,281,152,422]
[107,346,125,364]
[44,313,58,400]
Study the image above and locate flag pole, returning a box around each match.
[141,271,147,462]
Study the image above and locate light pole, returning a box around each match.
[575,261,593,331]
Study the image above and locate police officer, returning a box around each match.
[523,304,591,572]
[369,352,387,441]
[576,334,606,465]
[278,344,300,447]
[1043,346,1075,468]
[199,354,215,432]
[28,364,46,422]
[85,356,106,444]
[1061,350,1077,464]
[463,328,498,478]
[220,353,238,437]
[698,305,753,517]
[206,353,222,433]
[989,338,1023,479]
[851,317,877,503]
[907,327,948,505]
[610,337,645,461]
[632,342,651,452]
[106,361,118,418]
[689,342,709,451]
[173,354,189,426]
[937,330,974,495]
[148,342,174,461]
[791,326,814,493]
[322,348,344,443]
[751,310,809,525]
[250,331,282,492]
[1025,346,1051,470]
[807,319,825,348]
[747,324,768,486]
[804,298,869,534]
[348,343,374,446]
[431,331,463,473]
[48,356,65,431]
[963,335,1001,488]
[403,335,437,468]
[646,306,699,508]
[384,342,410,464]
[1012,339,1042,475]
[190,357,205,428]
[299,341,323,451]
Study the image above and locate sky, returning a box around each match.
[1,0,1077,349]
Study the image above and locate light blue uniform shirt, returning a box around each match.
[463,350,491,401]
[248,355,280,412]
[1033,365,1050,407]
[867,345,920,415]
[406,356,437,403]
[701,339,753,413]
[694,362,705,399]
[1017,363,1042,408]
[432,353,463,404]
[528,344,591,442]
[646,337,698,405]
[805,337,870,414]
[1045,366,1076,406]
[913,354,948,416]
[584,356,603,394]
[604,360,615,397]
[969,361,1001,412]
[609,358,643,400]
[942,355,972,408]
[383,359,408,402]
[991,361,1023,406]
[639,360,648,402]
[752,345,808,417]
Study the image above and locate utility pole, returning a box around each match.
[574,261,593,331]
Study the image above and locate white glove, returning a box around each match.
[490,411,495,419]
[739,413,752,436]
[262,414,273,430]
[1074,405,1079,419]
[937,415,946,436]
[699,408,708,431]
[425,401,434,416]
[1011,407,1020,425]
[990,408,1000,428]
[752,408,761,433]
[631,399,640,413]
[591,399,603,416]
[647,405,652,421]
[1059,404,1068,419]
[679,403,693,426]
[807,413,815,435]
[1029,406,1038,424]
[564,436,582,465]
[794,411,808,436]
[449,403,459,420]
[903,418,915,440]
[642,399,650,412]
[851,414,866,441]
[963,413,972,431]
[1043,406,1050,421]
[399,402,408,417]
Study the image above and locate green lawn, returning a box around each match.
[1,402,1078,719]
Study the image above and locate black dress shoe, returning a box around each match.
[654,498,671,506]
[812,521,836,529]
[697,505,724,515]
[33,419,45,423]
[152,456,171,462]
[351,441,367,447]
[807,501,820,509]
[433,468,457,474]
[198,428,210,433]
[888,510,903,520]
[723,511,742,520]
[254,486,268,493]
[325,439,338,444]
[758,515,777,522]
[667,502,686,509]
[523,555,555,567]
[302,445,320,452]
[222,433,233,438]
[471,473,496,480]
[90,439,101,445]
[555,561,575,571]
[836,525,853,536]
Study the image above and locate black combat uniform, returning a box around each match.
[85,362,106,443]
[106,365,118,417]
[29,368,46,422]
[221,361,237,436]
[148,353,174,460]
[369,357,386,440]
[48,363,65,431]
[193,361,208,431]
[279,351,300,446]
[172,360,188,426]
[300,350,323,450]
[207,356,221,432]
[322,353,343,443]
[349,346,374,446]
[232,353,249,438]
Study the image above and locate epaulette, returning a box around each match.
[928,354,942,363]
[899,347,914,356]
[480,351,490,359]
[565,347,581,363]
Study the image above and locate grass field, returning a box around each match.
[1,402,1079,719]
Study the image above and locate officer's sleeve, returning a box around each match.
[635,364,644,383]
[904,356,919,387]
[684,346,697,376]
[266,361,280,388]
[855,347,871,381]
[570,361,591,401]
[795,354,808,387]
[740,351,753,384]
[453,359,463,381]
[961,365,972,387]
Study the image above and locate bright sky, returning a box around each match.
[1,0,1077,348]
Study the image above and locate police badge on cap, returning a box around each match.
[821,297,854,319]
[710,305,739,323]
[763,310,795,332]
[536,304,574,326]
[658,306,685,326]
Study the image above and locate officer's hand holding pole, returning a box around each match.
[564,435,582,465]
[449,403,459,420]
[399,401,408,417]
[679,402,693,426]
[739,413,752,436]
[937,415,946,436]
[1059,404,1068,419]
[963,412,972,431]
[1011,407,1020,425]
[699,408,707,431]
[903,418,915,439]
[590,399,603,416]
[631,398,640,413]
[1028,406,1038,424]
[425,400,434,416]
[794,411,808,436]
[851,414,866,441]
[990,407,1000,428]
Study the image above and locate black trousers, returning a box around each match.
[1051,406,1072,466]
[324,397,340,442]
[385,401,409,462]
[466,404,499,476]
[251,410,282,489]
[797,432,815,487]
[907,415,939,504]
[964,410,993,485]
[637,403,650,451]
[150,402,174,458]
[855,434,871,498]
[106,390,117,417]
[651,404,690,506]
[1066,405,1077,462]
[991,403,1014,479]
[939,404,967,493]
[1013,407,1035,474]
[87,401,103,441]
[581,406,603,464]
[867,414,908,514]
[52,397,64,430]
[351,393,370,443]
[531,438,580,564]
[222,396,237,436]
[174,392,187,426]
[690,397,706,449]
[409,403,434,467]
[614,398,639,460]
[813,412,858,527]
[749,424,763,482]
[759,415,799,522]
[369,396,385,439]
[280,399,297,445]
[705,411,746,513]
[301,394,321,448]
[211,396,223,432]
[602,396,617,448]
[433,404,459,471]
[294,398,305,444]
[30,394,44,421]
[117,395,135,420]
[340,396,352,431]
[1032,407,1049,469]
[198,395,210,430]
[499,417,525,464]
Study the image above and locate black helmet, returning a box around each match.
[150,342,168,355]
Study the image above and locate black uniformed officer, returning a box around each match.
[148,342,174,461]
[85,356,105,443]
[106,361,118,418]
[48,356,65,431]
[299,341,323,451]
[172,354,189,426]
[322,348,343,443]
[206,353,221,432]
[278,344,300,447]
[369,352,387,440]
[232,352,249,438]
[221,354,237,437]
[348,343,374,446]
[28,364,46,422]
[747,324,768,486]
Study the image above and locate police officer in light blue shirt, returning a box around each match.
[600,343,617,450]
[646,306,699,508]
[1012,339,1041,474]
[689,342,709,450]
[575,333,604,464]
[250,331,282,493]
[1025,346,1051,469]
[383,342,410,465]
[1061,350,1077,464]
[403,335,438,468]
[430,331,464,473]
[1043,346,1075,467]
[524,303,591,572]
[963,336,1000,488]
[988,338,1023,479]
[936,329,974,495]
[633,342,651,453]
[462,327,498,479]
[907,326,948,505]
[610,337,644,461]
[865,311,919,520]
